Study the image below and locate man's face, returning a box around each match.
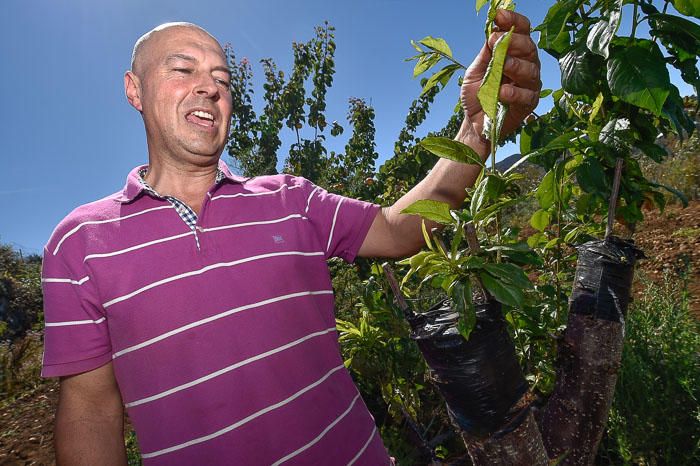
[129,27,232,166]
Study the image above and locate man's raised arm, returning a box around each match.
[55,362,127,466]
[358,9,541,259]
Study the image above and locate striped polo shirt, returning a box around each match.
[41,159,391,465]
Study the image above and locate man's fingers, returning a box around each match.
[488,32,538,61]
[503,56,541,90]
[499,84,540,109]
[494,9,531,34]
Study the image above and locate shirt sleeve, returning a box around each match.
[297,178,380,263]
[41,246,112,378]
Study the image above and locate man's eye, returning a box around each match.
[173,68,192,74]
[216,79,230,87]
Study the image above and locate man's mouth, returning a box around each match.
[185,110,215,127]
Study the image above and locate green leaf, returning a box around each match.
[480,272,524,308]
[401,199,454,224]
[671,0,700,18]
[413,53,442,78]
[649,14,700,56]
[540,89,553,98]
[472,198,519,222]
[535,0,578,57]
[476,0,489,13]
[607,41,671,116]
[530,209,551,231]
[527,232,547,248]
[421,220,434,251]
[470,174,506,216]
[477,27,514,120]
[410,40,424,53]
[421,64,462,96]
[452,281,476,340]
[635,142,668,163]
[418,36,453,58]
[420,136,485,166]
[559,45,602,96]
[661,85,696,137]
[544,238,561,250]
[589,92,604,123]
[483,262,532,289]
[508,131,580,174]
[586,0,622,59]
[409,250,433,269]
[536,169,558,209]
[576,157,607,193]
[600,117,632,149]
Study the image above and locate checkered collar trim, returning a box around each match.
[115,159,247,203]
[136,167,226,198]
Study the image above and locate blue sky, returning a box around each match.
[0,0,694,255]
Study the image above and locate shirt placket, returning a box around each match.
[138,168,225,251]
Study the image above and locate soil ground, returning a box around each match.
[1,201,698,465]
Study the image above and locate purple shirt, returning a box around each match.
[41,160,390,465]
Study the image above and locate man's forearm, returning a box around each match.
[382,119,490,256]
[55,396,127,465]
[53,363,127,465]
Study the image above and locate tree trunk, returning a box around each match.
[408,299,547,465]
[539,237,643,465]
[464,408,548,466]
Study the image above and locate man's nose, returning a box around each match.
[193,73,219,99]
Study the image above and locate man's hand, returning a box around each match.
[358,10,541,260]
[459,9,541,146]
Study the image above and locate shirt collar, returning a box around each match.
[114,158,247,204]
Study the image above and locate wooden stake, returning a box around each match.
[606,159,624,240]
[382,263,411,316]
[464,222,482,255]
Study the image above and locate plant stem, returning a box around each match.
[435,50,469,70]
[630,2,639,40]
[489,108,502,263]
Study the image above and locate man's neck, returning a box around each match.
[143,158,220,214]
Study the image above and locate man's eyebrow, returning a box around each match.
[165,53,197,64]
[212,65,231,78]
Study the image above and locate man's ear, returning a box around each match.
[124,71,143,112]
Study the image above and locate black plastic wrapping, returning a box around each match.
[407,299,527,437]
[569,236,644,322]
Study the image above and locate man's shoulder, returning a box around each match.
[45,191,128,254]
[240,173,311,191]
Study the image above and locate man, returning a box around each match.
[42,11,540,465]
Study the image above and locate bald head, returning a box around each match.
[130,22,223,77]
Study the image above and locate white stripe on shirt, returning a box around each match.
[305,186,321,214]
[140,364,345,459]
[45,317,106,327]
[347,425,379,466]
[83,231,194,262]
[112,289,334,359]
[271,394,361,465]
[200,214,307,233]
[125,326,338,408]
[210,183,301,201]
[41,276,90,286]
[102,250,325,308]
[52,205,174,255]
[326,198,344,253]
